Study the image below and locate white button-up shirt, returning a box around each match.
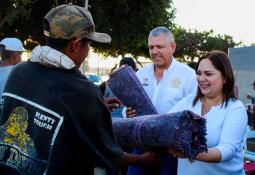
[136,58,197,114]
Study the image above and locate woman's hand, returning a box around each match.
[167,148,185,158]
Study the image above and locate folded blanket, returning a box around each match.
[108,66,157,116]
[112,110,207,160]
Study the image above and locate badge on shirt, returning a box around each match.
[171,78,181,88]
[141,77,149,86]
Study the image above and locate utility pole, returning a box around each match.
[85,0,88,9]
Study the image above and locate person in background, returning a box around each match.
[247,81,255,105]
[119,57,138,72]
[104,57,138,175]
[104,57,138,118]
[0,4,156,175]
[0,37,25,99]
[127,27,197,175]
[168,50,247,175]
[100,57,138,95]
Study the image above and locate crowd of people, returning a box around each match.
[0,3,249,175]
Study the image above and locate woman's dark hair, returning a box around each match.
[193,50,236,107]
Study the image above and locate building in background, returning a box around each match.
[229,46,255,104]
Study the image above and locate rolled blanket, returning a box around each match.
[112,110,207,160]
[108,66,157,116]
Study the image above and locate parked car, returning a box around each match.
[85,73,103,86]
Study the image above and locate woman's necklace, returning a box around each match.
[201,97,223,116]
[201,102,211,116]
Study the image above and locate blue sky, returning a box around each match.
[173,0,255,45]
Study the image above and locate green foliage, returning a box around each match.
[0,0,242,64]
[90,0,175,58]
[0,0,175,57]
[173,26,240,63]
[0,0,30,25]
[0,0,87,48]
[0,0,55,47]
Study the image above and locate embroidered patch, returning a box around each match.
[171,78,181,88]
[141,77,149,86]
[0,107,36,156]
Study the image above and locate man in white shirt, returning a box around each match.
[0,37,25,99]
[127,27,197,175]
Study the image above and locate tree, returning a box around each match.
[0,0,30,29]
[90,0,175,58]
[173,26,240,63]
[0,0,175,57]
[173,27,206,62]
[0,0,85,49]
[0,0,241,65]
[0,0,57,49]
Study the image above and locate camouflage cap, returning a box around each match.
[43,4,111,43]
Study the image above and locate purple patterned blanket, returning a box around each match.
[108,66,157,116]
[112,110,207,160]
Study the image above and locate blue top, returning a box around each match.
[104,85,124,118]
[0,66,13,99]
[168,94,247,175]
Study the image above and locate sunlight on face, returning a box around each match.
[148,33,176,69]
[196,58,225,98]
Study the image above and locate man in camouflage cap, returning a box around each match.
[0,4,156,175]
[43,4,111,43]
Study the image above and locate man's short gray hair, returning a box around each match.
[149,27,174,43]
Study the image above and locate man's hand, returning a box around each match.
[117,151,157,167]
[126,107,136,118]
[104,97,122,111]
[139,151,158,164]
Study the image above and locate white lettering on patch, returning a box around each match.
[33,112,55,130]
